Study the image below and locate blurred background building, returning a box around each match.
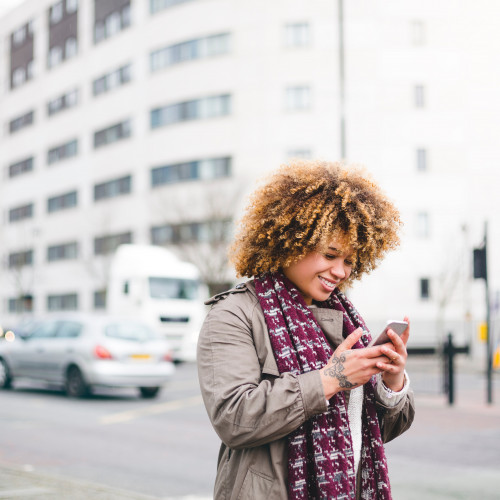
[1,0,498,356]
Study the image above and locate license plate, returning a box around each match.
[130,354,152,361]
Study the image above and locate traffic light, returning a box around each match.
[473,246,487,280]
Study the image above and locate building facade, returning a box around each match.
[1,0,499,356]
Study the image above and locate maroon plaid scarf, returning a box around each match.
[254,272,391,499]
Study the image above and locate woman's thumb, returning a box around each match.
[337,327,364,352]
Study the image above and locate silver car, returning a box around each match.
[0,314,175,398]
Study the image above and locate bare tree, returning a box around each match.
[152,179,243,295]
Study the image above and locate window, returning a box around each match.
[94,232,132,255]
[150,94,231,129]
[9,203,34,223]
[285,86,311,110]
[121,4,131,27]
[48,45,63,67]
[47,88,79,116]
[420,278,430,300]
[151,157,231,186]
[47,139,78,164]
[414,84,425,108]
[13,26,26,46]
[150,0,195,14]
[416,212,430,238]
[47,242,78,261]
[94,290,107,309]
[284,23,310,47]
[150,33,230,72]
[286,149,312,159]
[26,60,34,79]
[65,37,78,58]
[58,321,83,338]
[9,110,34,134]
[416,148,427,172]
[411,20,425,45]
[94,21,105,42]
[94,2,131,44]
[9,157,34,178]
[47,293,78,311]
[93,120,131,148]
[92,64,131,96]
[47,191,77,212]
[66,0,78,14]
[106,11,121,37]
[12,67,26,87]
[50,2,64,24]
[151,219,231,245]
[8,295,33,313]
[8,250,33,268]
[94,175,131,201]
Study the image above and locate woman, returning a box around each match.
[197,160,415,499]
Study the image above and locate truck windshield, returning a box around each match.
[148,277,199,300]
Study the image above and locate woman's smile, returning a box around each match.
[282,240,354,305]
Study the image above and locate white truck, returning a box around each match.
[107,244,207,362]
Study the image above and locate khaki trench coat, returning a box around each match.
[197,281,415,500]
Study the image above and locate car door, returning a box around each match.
[13,320,59,381]
[51,320,84,384]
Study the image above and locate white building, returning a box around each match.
[1,0,498,357]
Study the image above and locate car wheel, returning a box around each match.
[0,358,13,389]
[65,366,89,398]
[139,387,160,399]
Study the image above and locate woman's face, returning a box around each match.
[282,240,354,305]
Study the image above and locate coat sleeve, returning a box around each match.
[375,389,415,443]
[197,295,328,450]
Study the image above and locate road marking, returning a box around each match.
[0,487,52,498]
[100,395,204,425]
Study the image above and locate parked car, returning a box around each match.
[0,314,175,398]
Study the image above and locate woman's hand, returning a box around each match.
[376,317,410,392]
[320,327,390,400]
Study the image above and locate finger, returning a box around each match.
[337,327,364,352]
[380,345,397,362]
[400,316,410,344]
[387,329,406,351]
[376,358,401,371]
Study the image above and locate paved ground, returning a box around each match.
[1,356,499,499]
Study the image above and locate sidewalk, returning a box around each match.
[0,465,159,500]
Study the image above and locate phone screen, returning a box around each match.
[367,320,408,347]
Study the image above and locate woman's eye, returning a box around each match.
[324,254,336,260]
[344,260,353,267]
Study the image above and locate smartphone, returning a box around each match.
[367,320,408,347]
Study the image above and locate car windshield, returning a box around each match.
[148,277,199,300]
[105,322,159,342]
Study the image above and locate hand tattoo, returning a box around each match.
[323,352,356,389]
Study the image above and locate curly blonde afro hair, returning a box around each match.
[229,160,402,287]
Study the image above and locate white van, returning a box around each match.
[107,244,207,362]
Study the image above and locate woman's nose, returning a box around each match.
[329,259,346,279]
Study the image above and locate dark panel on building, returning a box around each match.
[10,22,34,89]
[48,3,78,51]
[95,0,130,22]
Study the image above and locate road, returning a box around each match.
[0,358,499,499]
[0,362,220,498]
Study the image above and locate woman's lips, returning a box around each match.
[318,276,338,289]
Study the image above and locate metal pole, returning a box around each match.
[485,221,493,404]
[338,0,346,159]
[447,333,454,405]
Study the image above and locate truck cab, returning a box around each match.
[107,244,207,362]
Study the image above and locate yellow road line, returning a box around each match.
[100,395,203,425]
